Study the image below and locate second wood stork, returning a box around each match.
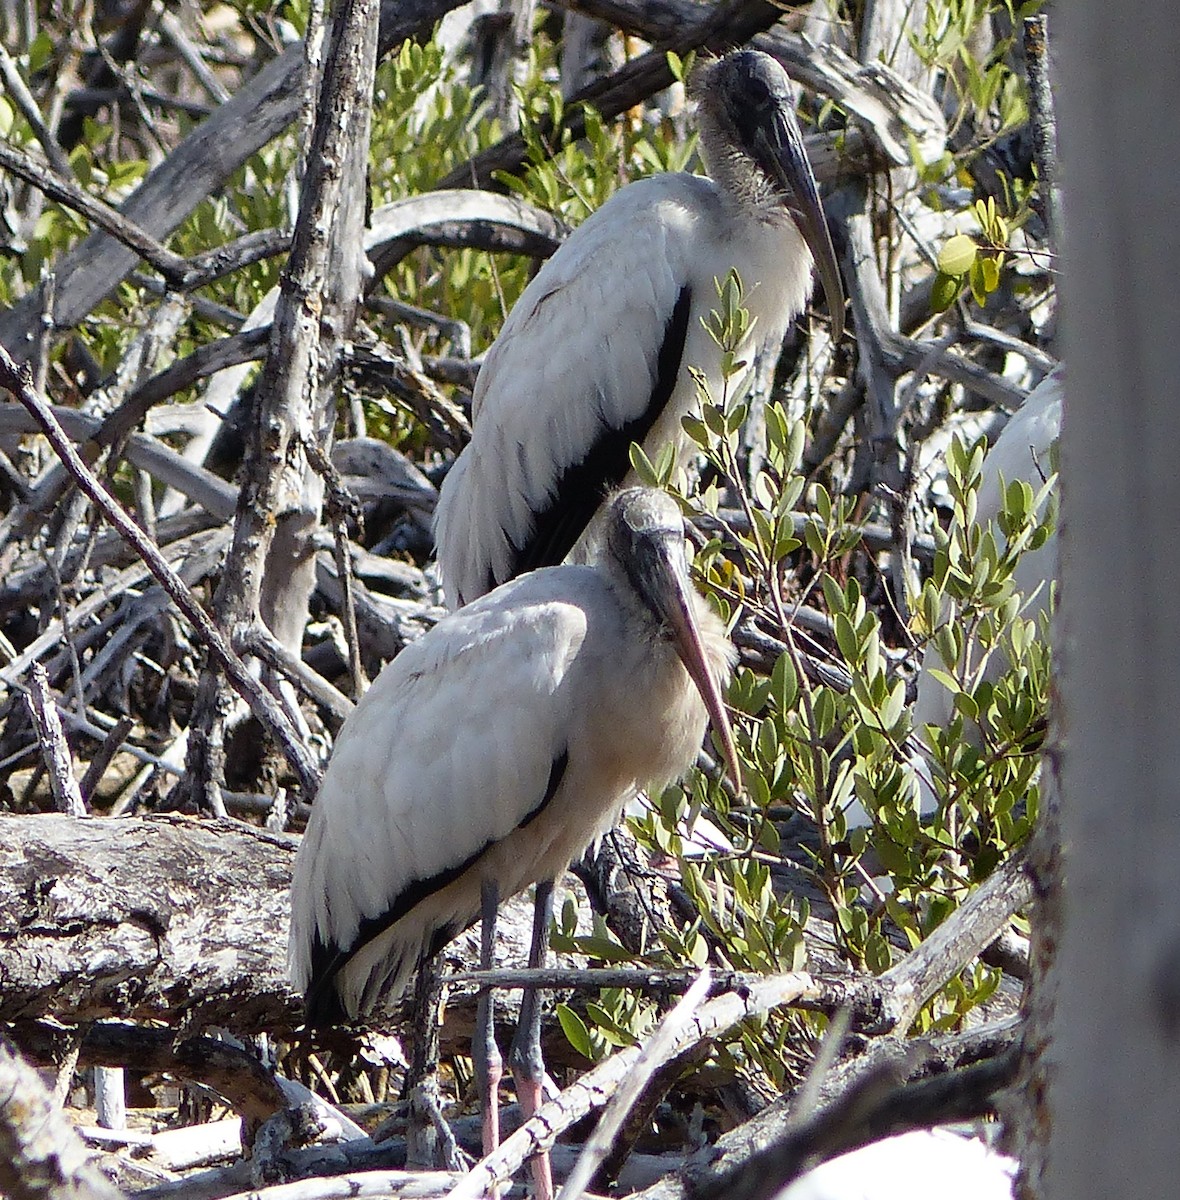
[434,48,844,608]
[289,488,737,1194]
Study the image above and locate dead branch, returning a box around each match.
[865,850,1035,1035]
[628,1022,1020,1200]
[437,0,786,191]
[10,1022,287,1130]
[177,0,381,809]
[0,1034,127,1200]
[0,348,321,798]
[0,813,300,1031]
[444,973,825,1200]
[0,0,471,357]
[0,139,190,283]
[24,663,86,816]
[0,403,238,521]
[687,1047,1020,1200]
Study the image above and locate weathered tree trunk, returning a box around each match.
[0,814,543,1041]
[1042,5,1180,1197]
[177,0,381,810]
[0,814,300,1031]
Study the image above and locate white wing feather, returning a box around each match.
[288,569,599,1000]
[434,173,814,607]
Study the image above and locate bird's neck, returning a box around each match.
[705,152,790,228]
[698,113,783,226]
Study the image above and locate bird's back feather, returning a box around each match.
[434,173,813,607]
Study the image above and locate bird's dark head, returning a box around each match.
[692,49,844,340]
[606,487,684,567]
[605,488,740,784]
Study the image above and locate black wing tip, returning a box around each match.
[304,983,349,1029]
[302,934,350,1029]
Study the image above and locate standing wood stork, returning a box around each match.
[289,488,738,1194]
[434,48,844,608]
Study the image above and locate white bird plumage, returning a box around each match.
[775,1130,1016,1200]
[912,367,1062,742]
[288,488,737,1025]
[434,49,844,609]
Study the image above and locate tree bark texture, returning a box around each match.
[0,814,561,1040]
[0,814,301,1031]
[178,0,381,808]
[1048,5,1180,1199]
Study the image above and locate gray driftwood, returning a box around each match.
[0,813,299,1031]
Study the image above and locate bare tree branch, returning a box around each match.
[0,345,322,798]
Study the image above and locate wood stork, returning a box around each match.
[434,48,844,608]
[289,488,738,1193]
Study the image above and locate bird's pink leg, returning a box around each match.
[474,878,503,1159]
[510,879,556,1200]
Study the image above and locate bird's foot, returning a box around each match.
[512,1069,554,1200]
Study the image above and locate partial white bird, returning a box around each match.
[434,48,844,608]
[912,366,1062,743]
[775,1129,1016,1200]
[843,367,1062,829]
[289,488,738,1196]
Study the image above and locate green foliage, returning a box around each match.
[931,197,1028,311]
[904,1,1047,315]
[618,272,1050,1070]
[910,0,1040,137]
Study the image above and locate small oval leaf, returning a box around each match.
[938,233,978,276]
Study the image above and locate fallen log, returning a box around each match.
[0,813,300,1032]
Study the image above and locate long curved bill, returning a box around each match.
[643,542,742,789]
[756,110,845,342]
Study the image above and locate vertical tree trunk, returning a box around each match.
[176,0,381,809]
[1044,6,1180,1197]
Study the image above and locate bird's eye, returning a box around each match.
[745,79,772,109]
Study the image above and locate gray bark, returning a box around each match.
[1046,6,1180,1198]
[0,1036,126,1200]
[177,0,382,809]
[0,813,300,1031]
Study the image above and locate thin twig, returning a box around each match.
[304,437,368,700]
[77,715,135,803]
[0,343,322,799]
[240,622,354,722]
[24,663,86,817]
[0,139,190,283]
[0,43,74,179]
[1023,15,1059,256]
